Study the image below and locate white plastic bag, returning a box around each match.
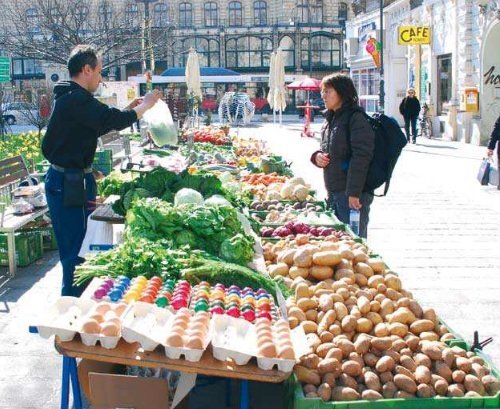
[142,100,178,147]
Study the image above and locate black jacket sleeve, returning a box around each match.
[487,115,500,151]
[346,111,375,197]
[399,98,406,116]
[71,90,137,135]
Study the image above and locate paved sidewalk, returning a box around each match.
[0,122,498,408]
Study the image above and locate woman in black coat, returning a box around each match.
[311,73,375,238]
[487,114,500,189]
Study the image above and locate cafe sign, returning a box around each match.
[398,26,431,45]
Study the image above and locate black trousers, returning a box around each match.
[404,117,418,142]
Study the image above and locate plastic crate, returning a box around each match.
[94,149,113,163]
[93,161,113,176]
[289,351,500,409]
[0,231,44,267]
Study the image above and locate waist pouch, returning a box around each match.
[63,172,86,207]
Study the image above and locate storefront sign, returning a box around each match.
[398,26,431,45]
[358,22,377,43]
[484,66,500,85]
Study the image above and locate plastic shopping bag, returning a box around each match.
[477,159,490,186]
[142,99,178,147]
[489,164,499,186]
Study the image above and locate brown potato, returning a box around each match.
[338,373,358,389]
[395,365,415,381]
[379,371,394,384]
[313,250,342,266]
[408,300,424,318]
[317,383,332,401]
[482,374,500,396]
[332,386,360,401]
[293,248,314,267]
[382,381,397,398]
[288,266,310,280]
[364,371,382,392]
[471,363,488,379]
[295,366,321,385]
[335,339,355,358]
[394,391,416,398]
[388,322,409,337]
[465,391,482,397]
[422,307,437,323]
[341,315,357,332]
[442,348,455,368]
[316,343,335,359]
[371,337,392,351]
[322,373,336,388]
[421,341,443,361]
[342,360,362,377]
[415,365,432,384]
[334,302,348,321]
[400,355,417,371]
[363,352,379,368]
[434,379,449,396]
[452,370,466,384]
[417,383,435,398]
[301,353,320,369]
[374,323,390,337]
[434,361,453,383]
[303,384,317,394]
[375,356,395,373]
[354,336,371,355]
[311,265,334,281]
[455,357,472,373]
[464,374,484,395]
[295,282,310,299]
[410,319,435,334]
[356,318,373,333]
[325,347,343,362]
[420,331,440,341]
[361,389,383,401]
[447,384,465,397]
[318,358,340,375]
[414,353,432,369]
[394,374,417,394]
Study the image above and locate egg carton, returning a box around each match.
[160,312,213,363]
[35,297,97,342]
[77,300,127,350]
[121,301,173,351]
[256,324,310,373]
[211,315,257,366]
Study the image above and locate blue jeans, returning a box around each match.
[45,167,96,296]
[404,117,418,142]
[329,191,374,239]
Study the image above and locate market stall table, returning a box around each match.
[0,206,48,277]
[51,336,289,409]
[89,203,125,224]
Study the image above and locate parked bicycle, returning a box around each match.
[419,103,433,138]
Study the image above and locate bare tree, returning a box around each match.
[0,85,14,140]
[18,86,54,139]
[1,0,175,74]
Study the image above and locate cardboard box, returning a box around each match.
[78,359,169,409]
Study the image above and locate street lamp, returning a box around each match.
[135,0,155,74]
[379,0,385,112]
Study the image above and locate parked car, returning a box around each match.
[1,102,38,125]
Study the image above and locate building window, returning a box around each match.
[12,58,44,77]
[204,2,218,28]
[179,37,220,67]
[98,3,112,26]
[125,4,139,28]
[226,36,272,68]
[254,1,267,26]
[153,3,168,27]
[279,36,295,67]
[25,8,40,34]
[311,0,323,23]
[301,35,341,70]
[338,2,348,20]
[229,2,243,27]
[297,0,309,23]
[179,3,192,28]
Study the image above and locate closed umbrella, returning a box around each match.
[273,48,287,125]
[185,48,202,125]
[267,51,276,122]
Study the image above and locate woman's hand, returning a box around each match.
[349,196,362,210]
[142,90,163,108]
[487,149,494,157]
[124,98,143,110]
[315,152,330,168]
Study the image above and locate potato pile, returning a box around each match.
[264,237,500,402]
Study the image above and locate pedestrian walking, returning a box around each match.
[310,73,375,238]
[42,44,162,296]
[399,88,421,144]
[486,114,500,190]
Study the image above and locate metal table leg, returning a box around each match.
[61,357,70,409]
[60,357,82,409]
[7,231,16,277]
[240,380,249,409]
[69,357,82,409]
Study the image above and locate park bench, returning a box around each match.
[0,155,48,277]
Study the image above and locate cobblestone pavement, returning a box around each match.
[0,121,498,408]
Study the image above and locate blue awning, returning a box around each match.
[161,67,241,77]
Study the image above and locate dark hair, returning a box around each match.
[67,45,99,77]
[321,73,359,108]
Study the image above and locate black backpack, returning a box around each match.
[348,111,407,196]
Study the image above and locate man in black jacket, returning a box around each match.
[399,88,421,144]
[487,114,500,189]
[42,45,161,296]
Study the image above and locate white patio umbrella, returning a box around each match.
[272,48,287,126]
[267,51,276,122]
[185,48,202,125]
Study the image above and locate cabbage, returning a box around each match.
[174,188,204,206]
[204,194,232,207]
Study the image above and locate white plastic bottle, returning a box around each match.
[350,209,360,236]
